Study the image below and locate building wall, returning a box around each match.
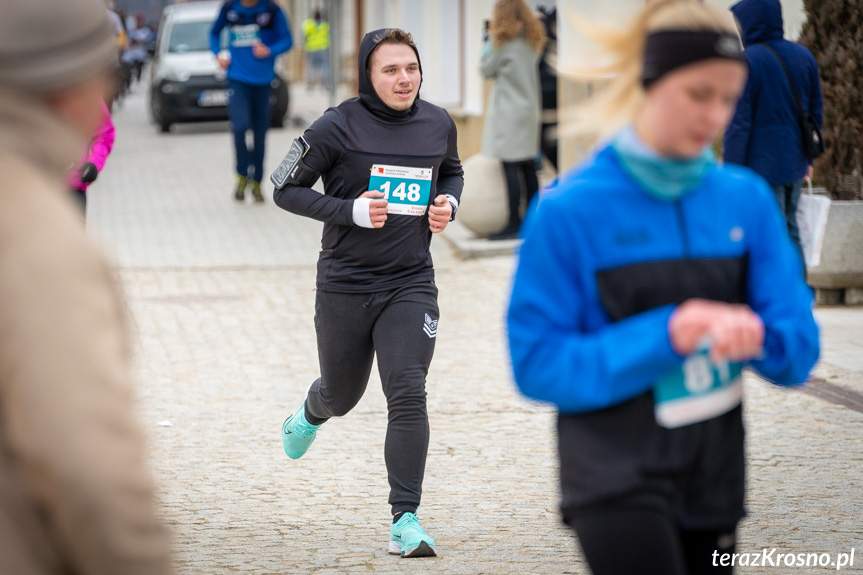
[556,0,808,172]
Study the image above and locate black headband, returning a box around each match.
[641,30,744,89]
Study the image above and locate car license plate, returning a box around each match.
[198,90,228,107]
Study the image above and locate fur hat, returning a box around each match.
[0,0,117,93]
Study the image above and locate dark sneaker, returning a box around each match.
[488,223,520,241]
[234,175,248,201]
[250,180,264,203]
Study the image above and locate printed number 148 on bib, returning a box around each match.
[369,164,433,216]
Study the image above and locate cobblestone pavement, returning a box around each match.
[89,86,862,574]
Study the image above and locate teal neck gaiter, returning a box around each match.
[610,125,714,202]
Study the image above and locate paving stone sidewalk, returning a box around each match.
[88,86,862,574]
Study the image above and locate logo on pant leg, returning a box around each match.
[423,313,438,339]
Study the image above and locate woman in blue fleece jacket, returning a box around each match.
[506,1,819,574]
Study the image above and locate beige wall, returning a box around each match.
[451,111,485,161]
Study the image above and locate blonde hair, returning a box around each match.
[490,0,547,53]
[568,0,738,142]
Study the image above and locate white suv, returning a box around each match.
[149,1,288,133]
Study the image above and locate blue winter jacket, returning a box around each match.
[210,0,293,86]
[723,0,823,186]
[507,144,819,415]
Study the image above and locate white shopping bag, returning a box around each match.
[795,179,831,268]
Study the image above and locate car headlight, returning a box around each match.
[163,68,191,82]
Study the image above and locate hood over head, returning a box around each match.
[358,28,423,120]
[730,0,784,47]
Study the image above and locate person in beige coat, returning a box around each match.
[0,0,173,573]
[481,0,546,240]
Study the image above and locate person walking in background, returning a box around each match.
[723,0,823,278]
[507,0,819,573]
[0,0,173,572]
[302,9,331,91]
[122,12,155,87]
[480,0,546,240]
[537,4,558,172]
[210,0,293,203]
[106,1,127,108]
[68,99,115,215]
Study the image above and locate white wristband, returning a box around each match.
[352,197,375,228]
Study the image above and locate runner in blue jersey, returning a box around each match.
[210,0,292,202]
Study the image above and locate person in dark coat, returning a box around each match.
[537,5,558,172]
[723,0,823,276]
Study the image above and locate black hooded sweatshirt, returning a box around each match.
[273,29,464,293]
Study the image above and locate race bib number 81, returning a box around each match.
[653,343,744,429]
[369,164,432,216]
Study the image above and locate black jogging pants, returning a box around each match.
[303,282,439,516]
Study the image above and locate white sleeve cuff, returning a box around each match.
[445,194,459,220]
[352,197,374,228]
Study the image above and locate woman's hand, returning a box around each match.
[706,304,764,362]
[669,299,764,361]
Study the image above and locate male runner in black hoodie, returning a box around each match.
[272,28,463,558]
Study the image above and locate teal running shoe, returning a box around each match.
[388,512,437,558]
[281,404,320,459]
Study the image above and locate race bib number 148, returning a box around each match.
[369,164,433,216]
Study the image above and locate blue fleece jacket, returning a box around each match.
[722,0,823,186]
[210,0,293,86]
[507,143,819,415]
